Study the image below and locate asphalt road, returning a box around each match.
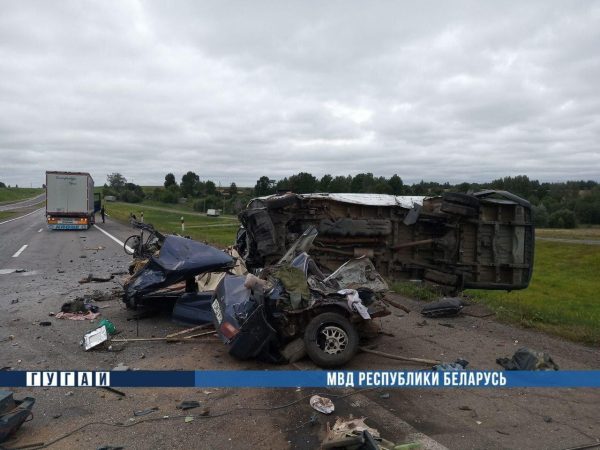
[0,193,46,211]
[0,211,599,450]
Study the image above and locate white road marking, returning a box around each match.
[93,224,133,253]
[12,244,28,258]
[38,228,43,232]
[0,207,44,226]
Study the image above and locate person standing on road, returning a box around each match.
[100,206,105,223]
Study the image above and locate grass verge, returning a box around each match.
[105,201,238,247]
[536,227,600,241]
[466,240,600,345]
[0,187,44,204]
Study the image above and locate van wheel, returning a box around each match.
[304,312,359,368]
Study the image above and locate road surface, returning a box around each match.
[0,212,598,449]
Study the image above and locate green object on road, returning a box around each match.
[393,443,422,450]
[99,319,116,335]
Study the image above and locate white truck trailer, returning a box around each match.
[46,171,100,230]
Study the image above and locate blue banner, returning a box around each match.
[1,370,599,389]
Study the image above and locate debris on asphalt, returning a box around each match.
[39,321,52,327]
[79,273,114,284]
[184,416,194,423]
[359,347,440,365]
[438,322,455,328]
[421,297,463,318]
[496,347,559,371]
[15,269,26,273]
[310,395,335,414]
[10,299,18,304]
[84,246,105,251]
[543,416,553,423]
[380,392,390,399]
[100,387,126,397]
[176,400,201,411]
[82,326,109,351]
[322,416,381,449]
[416,320,427,327]
[133,407,159,417]
[433,358,469,371]
[383,297,411,313]
[0,390,35,443]
[112,363,130,372]
[99,319,116,335]
[55,311,100,321]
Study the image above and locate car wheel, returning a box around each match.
[303,312,359,368]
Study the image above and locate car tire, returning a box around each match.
[303,312,359,368]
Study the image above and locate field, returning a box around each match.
[105,201,238,247]
[0,187,44,204]
[536,227,600,240]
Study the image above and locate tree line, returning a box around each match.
[103,171,600,228]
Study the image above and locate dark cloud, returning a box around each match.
[0,0,599,187]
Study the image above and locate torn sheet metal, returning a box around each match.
[82,325,108,350]
[0,391,35,443]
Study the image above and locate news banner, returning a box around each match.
[1,370,599,389]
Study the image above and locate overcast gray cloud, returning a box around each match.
[0,0,599,187]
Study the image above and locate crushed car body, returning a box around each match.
[237,191,534,292]
[212,226,390,368]
[123,234,234,309]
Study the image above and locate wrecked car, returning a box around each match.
[123,234,235,310]
[237,191,534,292]
[212,227,390,368]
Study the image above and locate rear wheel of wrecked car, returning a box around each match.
[442,192,480,208]
[124,235,140,255]
[304,312,359,368]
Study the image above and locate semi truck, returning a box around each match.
[45,171,101,230]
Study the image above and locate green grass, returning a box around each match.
[0,187,44,204]
[0,211,19,221]
[536,227,600,241]
[466,241,600,345]
[105,201,238,247]
[390,281,442,301]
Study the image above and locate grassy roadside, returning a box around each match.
[0,202,45,221]
[536,227,600,240]
[105,201,238,247]
[391,240,600,346]
[0,187,44,204]
[466,240,600,345]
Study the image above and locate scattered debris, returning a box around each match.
[421,297,463,318]
[383,297,411,313]
[112,363,130,372]
[433,359,469,371]
[82,326,109,351]
[100,387,126,397]
[39,321,52,327]
[55,311,100,321]
[99,319,116,335]
[310,395,335,414]
[322,416,381,449]
[458,405,472,411]
[184,416,194,423]
[84,246,105,251]
[79,273,114,284]
[65,391,74,397]
[379,393,390,399]
[416,320,427,327]
[177,401,201,411]
[10,299,18,304]
[134,407,158,417]
[359,347,440,365]
[543,416,553,423]
[15,269,26,273]
[0,390,35,443]
[496,347,559,371]
[438,322,455,328]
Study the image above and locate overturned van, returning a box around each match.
[237,191,534,292]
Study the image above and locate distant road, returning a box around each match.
[536,236,600,246]
[0,193,46,211]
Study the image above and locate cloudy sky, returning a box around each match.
[1,1,599,187]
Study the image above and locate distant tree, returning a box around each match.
[254,176,275,196]
[164,173,177,188]
[319,174,333,192]
[350,173,376,193]
[548,209,576,229]
[0,181,6,188]
[533,204,549,228]
[229,182,238,197]
[181,171,200,197]
[388,174,404,195]
[107,173,127,192]
[288,172,318,193]
[329,175,351,193]
[205,180,217,196]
